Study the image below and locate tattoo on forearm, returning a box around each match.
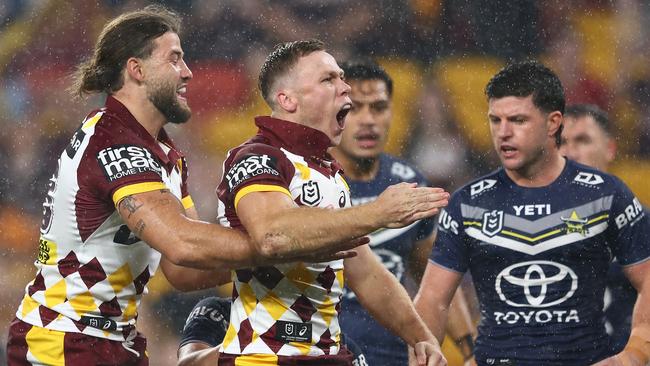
[120,196,143,218]
[134,219,146,237]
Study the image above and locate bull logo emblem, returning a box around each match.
[482,210,504,237]
[301,181,322,206]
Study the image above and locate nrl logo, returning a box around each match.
[560,210,589,236]
[301,181,322,206]
[482,210,504,237]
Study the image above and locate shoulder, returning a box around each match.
[564,160,629,194]
[452,168,503,201]
[380,153,428,184]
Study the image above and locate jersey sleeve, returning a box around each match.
[429,191,469,273]
[220,143,296,210]
[179,297,231,349]
[607,178,650,266]
[81,119,168,206]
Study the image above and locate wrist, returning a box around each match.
[455,333,475,360]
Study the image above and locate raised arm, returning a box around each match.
[237,182,449,259]
[345,246,447,366]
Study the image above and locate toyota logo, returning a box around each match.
[495,261,578,308]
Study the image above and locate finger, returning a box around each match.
[328,250,358,260]
[411,208,441,221]
[414,343,427,366]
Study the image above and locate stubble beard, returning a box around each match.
[147,78,191,124]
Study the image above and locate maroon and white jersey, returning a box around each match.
[216,117,351,359]
[16,96,194,341]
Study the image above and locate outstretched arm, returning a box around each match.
[345,246,447,366]
[237,183,449,259]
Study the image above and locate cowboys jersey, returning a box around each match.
[340,154,435,366]
[431,159,650,365]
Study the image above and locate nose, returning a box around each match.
[340,79,351,96]
[495,120,512,139]
[180,59,193,80]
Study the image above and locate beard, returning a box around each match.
[146,78,191,124]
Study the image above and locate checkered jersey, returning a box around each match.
[16,96,193,341]
[216,117,351,358]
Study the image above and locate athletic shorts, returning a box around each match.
[6,318,148,366]
[219,346,355,366]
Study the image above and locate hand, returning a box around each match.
[408,340,447,366]
[372,183,449,228]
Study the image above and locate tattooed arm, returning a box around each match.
[117,190,261,271]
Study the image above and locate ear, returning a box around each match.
[605,138,617,163]
[547,111,563,138]
[276,90,298,113]
[125,57,145,83]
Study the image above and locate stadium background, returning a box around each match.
[1,0,650,364]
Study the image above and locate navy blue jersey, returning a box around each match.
[431,159,650,366]
[179,296,231,349]
[340,154,435,366]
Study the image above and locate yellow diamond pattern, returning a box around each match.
[293,163,311,180]
[239,283,257,316]
[44,279,67,309]
[108,263,133,295]
[317,296,336,327]
[122,296,137,321]
[259,290,288,321]
[335,267,345,289]
[285,263,315,292]
[68,290,97,317]
[290,341,313,355]
[20,294,40,318]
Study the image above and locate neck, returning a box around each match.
[112,90,166,139]
[332,150,380,181]
[505,150,566,187]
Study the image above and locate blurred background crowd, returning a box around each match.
[2,0,650,364]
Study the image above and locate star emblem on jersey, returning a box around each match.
[560,210,589,236]
[482,210,504,237]
[301,181,322,206]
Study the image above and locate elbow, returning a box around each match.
[254,231,294,259]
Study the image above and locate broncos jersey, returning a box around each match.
[431,159,650,366]
[339,154,435,366]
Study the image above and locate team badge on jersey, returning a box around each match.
[301,181,322,206]
[482,210,504,237]
[561,211,589,236]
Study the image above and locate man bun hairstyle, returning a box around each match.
[258,39,325,107]
[485,60,566,146]
[71,5,181,97]
[340,58,393,97]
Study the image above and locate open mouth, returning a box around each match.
[336,103,352,129]
[176,86,187,102]
[354,131,380,148]
[500,145,517,156]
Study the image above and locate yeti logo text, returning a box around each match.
[495,261,578,308]
[97,145,162,182]
[471,179,497,197]
[301,181,322,206]
[225,154,279,190]
[573,172,604,186]
[482,210,503,237]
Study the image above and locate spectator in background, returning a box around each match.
[560,103,639,354]
[406,78,473,191]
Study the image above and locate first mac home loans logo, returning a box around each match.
[97,145,163,182]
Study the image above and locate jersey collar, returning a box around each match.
[254,116,332,159]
